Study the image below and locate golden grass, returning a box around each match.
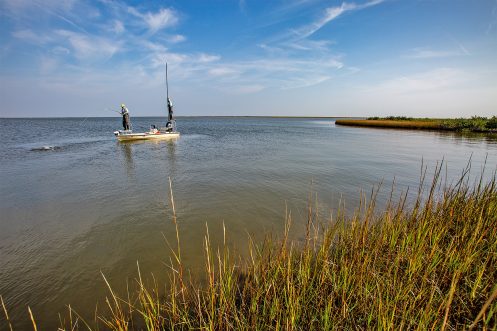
[335,119,443,130]
[2,164,497,330]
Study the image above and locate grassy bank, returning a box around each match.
[2,167,497,330]
[336,116,497,133]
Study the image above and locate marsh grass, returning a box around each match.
[337,116,497,132]
[2,164,497,330]
[335,119,444,130]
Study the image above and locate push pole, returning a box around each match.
[166,62,169,101]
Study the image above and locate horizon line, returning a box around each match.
[0,115,364,119]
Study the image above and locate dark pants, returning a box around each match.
[122,114,130,130]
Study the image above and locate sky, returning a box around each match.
[0,0,497,118]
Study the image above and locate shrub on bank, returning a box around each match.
[486,116,497,129]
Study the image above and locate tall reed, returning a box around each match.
[2,164,496,330]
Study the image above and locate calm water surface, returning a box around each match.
[1,117,496,329]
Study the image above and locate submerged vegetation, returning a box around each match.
[2,166,497,330]
[337,116,497,132]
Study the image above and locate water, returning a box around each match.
[1,117,496,329]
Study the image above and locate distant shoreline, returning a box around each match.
[0,116,362,119]
[336,117,497,134]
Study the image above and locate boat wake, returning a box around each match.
[28,138,109,152]
[30,146,62,152]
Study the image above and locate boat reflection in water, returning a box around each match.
[118,137,179,179]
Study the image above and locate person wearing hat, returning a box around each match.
[120,104,131,130]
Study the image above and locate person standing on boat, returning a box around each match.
[165,97,174,132]
[121,104,131,130]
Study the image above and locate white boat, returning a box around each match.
[114,63,180,141]
[114,129,179,141]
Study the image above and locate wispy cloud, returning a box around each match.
[168,34,186,43]
[192,56,343,92]
[487,0,497,34]
[250,0,383,83]
[128,7,179,33]
[370,68,470,94]
[1,0,76,15]
[56,30,120,60]
[51,46,70,55]
[293,0,384,39]
[3,0,350,98]
[285,39,334,51]
[39,3,89,33]
[239,0,247,14]
[110,20,125,34]
[281,75,331,89]
[142,41,168,53]
[12,29,53,45]
[208,67,240,77]
[404,47,468,59]
[39,56,58,74]
[232,84,265,94]
[1,0,88,33]
[150,52,219,70]
[198,54,221,63]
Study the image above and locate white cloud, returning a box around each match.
[294,0,384,39]
[168,34,186,43]
[285,39,333,51]
[232,84,265,94]
[370,68,470,94]
[405,47,469,59]
[144,8,178,32]
[128,7,179,33]
[142,41,168,53]
[239,0,247,13]
[0,44,10,60]
[281,75,331,89]
[151,52,187,68]
[185,56,343,91]
[257,43,283,53]
[208,67,239,77]
[197,53,221,63]
[2,0,89,33]
[39,56,58,74]
[111,20,125,34]
[12,29,52,44]
[56,30,120,60]
[51,46,70,55]
[323,58,344,69]
[255,0,381,77]
[1,0,76,14]
[487,1,497,34]
[149,52,220,71]
[347,69,496,117]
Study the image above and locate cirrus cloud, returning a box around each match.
[128,7,179,33]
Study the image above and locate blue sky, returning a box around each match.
[1,0,496,117]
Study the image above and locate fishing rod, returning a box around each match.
[164,60,175,131]
[105,108,121,114]
[107,107,134,131]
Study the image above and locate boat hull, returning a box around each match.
[115,131,180,141]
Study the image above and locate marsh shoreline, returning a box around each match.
[336,119,497,133]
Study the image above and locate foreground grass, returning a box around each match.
[336,116,497,133]
[2,166,497,330]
